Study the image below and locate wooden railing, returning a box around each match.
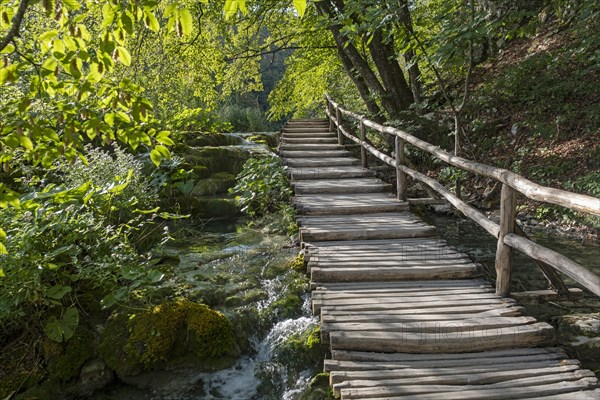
[325,95,600,297]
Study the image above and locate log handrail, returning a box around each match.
[325,95,600,297]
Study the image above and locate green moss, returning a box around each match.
[47,327,94,381]
[99,300,239,376]
[183,132,244,147]
[177,196,240,219]
[181,146,251,176]
[290,253,305,272]
[191,173,237,196]
[301,373,335,400]
[247,134,278,148]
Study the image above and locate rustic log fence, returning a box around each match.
[325,95,600,297]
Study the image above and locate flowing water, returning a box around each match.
[93,220,320,400]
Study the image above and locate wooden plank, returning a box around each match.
[342,378,599,399]
[495,183,517,296]
[280,150,350,158]
[301,226,437,241]
[294,179,392,194]
[313,279,491,290]
[285,157,362,167]
[305,238,447,248]
[289,166,376,180]
[320,317,538,341]
[313,287,495,299]
[308,257,472,268]
[321,306,525,322]
[511,288,584,302]
[329,322,555,353]
[331,347,568,362]
[312,264,480,282]
[321,297,514,312]
[526,389,600,400]
[329,359,582,384]
[335,368,592,397]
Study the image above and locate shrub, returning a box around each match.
[229,155,292,217]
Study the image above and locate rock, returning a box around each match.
[70,359,114,397]
[99,300,240,378]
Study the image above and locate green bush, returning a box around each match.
[0,150,167,344]
[229,155,292,217]
[170,108,232,133]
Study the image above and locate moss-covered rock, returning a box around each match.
[46,327,94,381]
[179,146,251,176]
[181,132,245,147]
[247,133,279,148]
[301,373,335,400]
[191,172,237,196]
[99,300,239,377]
[175,196,240,219]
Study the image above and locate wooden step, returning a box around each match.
[285,157,362,168]
[293,178,391,194]
[289,166,376,180]
[281,132,335,138]
[294,193,409,215]
[280,143,344,151]
[283,127,333,133]
[281,150,351,158]
[329,322,555,354]
[311,264,481,283]
[281,137,338,144]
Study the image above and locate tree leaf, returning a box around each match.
[155,144,170,158]
[46,285,72,300]
[293,0,307,18]
[1,43,14,54]
[144,9,160,32]
[116,46,131,66]
[179,8,193,36]
[61,307,79,341]
[150,149,163,166]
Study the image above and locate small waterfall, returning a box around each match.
[201,316,318,399]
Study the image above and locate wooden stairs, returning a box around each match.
[279,119,599,399]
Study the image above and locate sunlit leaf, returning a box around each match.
[1,43,14,54]
[179,8,193,36]
[293,0,307,17]
[116,46,131,66]
[150,149,162,166]
[144,9,159,32]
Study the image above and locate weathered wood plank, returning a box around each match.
[341,378,599,399]
[330,347,567,362]
[289,166,376,180]
[285,157,362,167]
[335,368,593,397]
[321,306,525,322]
[293,179,392,194]
[329,322,555,353]
[329,359,582,384]
[320,316,538,341]
[312,264,480,282]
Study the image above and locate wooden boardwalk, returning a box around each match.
[279,119,599,399]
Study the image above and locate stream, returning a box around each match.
[92,220,321,400]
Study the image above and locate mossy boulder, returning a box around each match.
[99,300,239,377]
[247,133,279,148]
[179,146,251,176]
[181,132,245,147]
[301,373,336,400]
[46,327,95,382]
[176,196,240,219]
[191,172,237,196]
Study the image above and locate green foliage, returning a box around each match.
[230,155,292,218]
[0,148,168,342]
[438,166,468,185]
[171,108,233,133]
[218,104,272,132]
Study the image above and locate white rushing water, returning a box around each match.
[200,316,318,400]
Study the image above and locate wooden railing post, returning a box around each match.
[336,107,343,145]
[327,99,334,132]
[495,183,517,296]
[360,118,368,168]
[395,135,407,201]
